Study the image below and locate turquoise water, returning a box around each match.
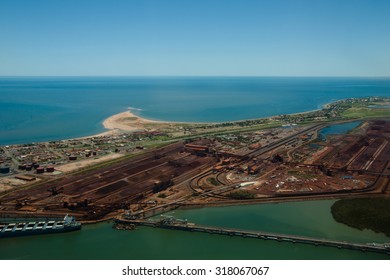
[0,200,389,260]
[368,105,390,108]
[1,77,390,145]
[318,121,362,140]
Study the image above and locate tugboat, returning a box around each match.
[0,214,81,238]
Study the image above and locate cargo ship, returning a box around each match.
[0,214,81,238]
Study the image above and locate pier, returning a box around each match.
[115,217,390,256]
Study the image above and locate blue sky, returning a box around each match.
[0,0,389,76]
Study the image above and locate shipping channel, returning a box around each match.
[0,200,389,259]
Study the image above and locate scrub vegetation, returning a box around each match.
[227,190,255,200]
[331,198,390,236]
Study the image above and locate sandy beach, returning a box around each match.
[100,101,325,133]
[102,110,167,132]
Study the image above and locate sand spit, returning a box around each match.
[103,111,167,132]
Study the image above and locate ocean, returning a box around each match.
[1,77,390,145]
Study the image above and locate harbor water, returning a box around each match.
[1,200,389,260]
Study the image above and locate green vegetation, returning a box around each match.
[207,177,220,186]
[124,117,138,121]
[173,98,389,141]
[150,135,172,141]
[297,173,316,179]
[227,190,255,200]
[331,198,390,236]
[157,193,167,198]
[341,107,390,119]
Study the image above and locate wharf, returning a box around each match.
[115,217,390,256]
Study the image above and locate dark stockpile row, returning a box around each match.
[0,140,217,220]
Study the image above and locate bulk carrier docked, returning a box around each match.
[0,214,81,238]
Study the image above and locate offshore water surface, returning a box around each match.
[0,200,389,260]
[1,77,390,145]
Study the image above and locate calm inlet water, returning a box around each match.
[1,77,390,145]
[318,121,362,140]
[0,200,389,260]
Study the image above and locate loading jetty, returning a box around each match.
[115,216,390,256]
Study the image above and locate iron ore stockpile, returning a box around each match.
[0,141,217,220]
[0,120,389,222]
[314,121,389,172]
[185,120,390,202]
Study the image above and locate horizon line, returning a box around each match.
[1,75,390,78]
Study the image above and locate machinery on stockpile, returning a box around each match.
[15,198,31,209]
[47,187,64,196]
[153,177,174,193]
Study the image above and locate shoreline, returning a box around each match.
[2,96,389,146]
[102,96,386,128]
[20,96,390,144]
[99,101,329,135]
[100,97,351,133]
[99,109,209,136]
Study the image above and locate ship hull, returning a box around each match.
[0,215,82,238]
[0,224,81,238]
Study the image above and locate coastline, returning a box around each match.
[100,102,327,133]
[100,96,350,132]
[99,96,389,137]
[3,96,389,146]
[100,109,205,135]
